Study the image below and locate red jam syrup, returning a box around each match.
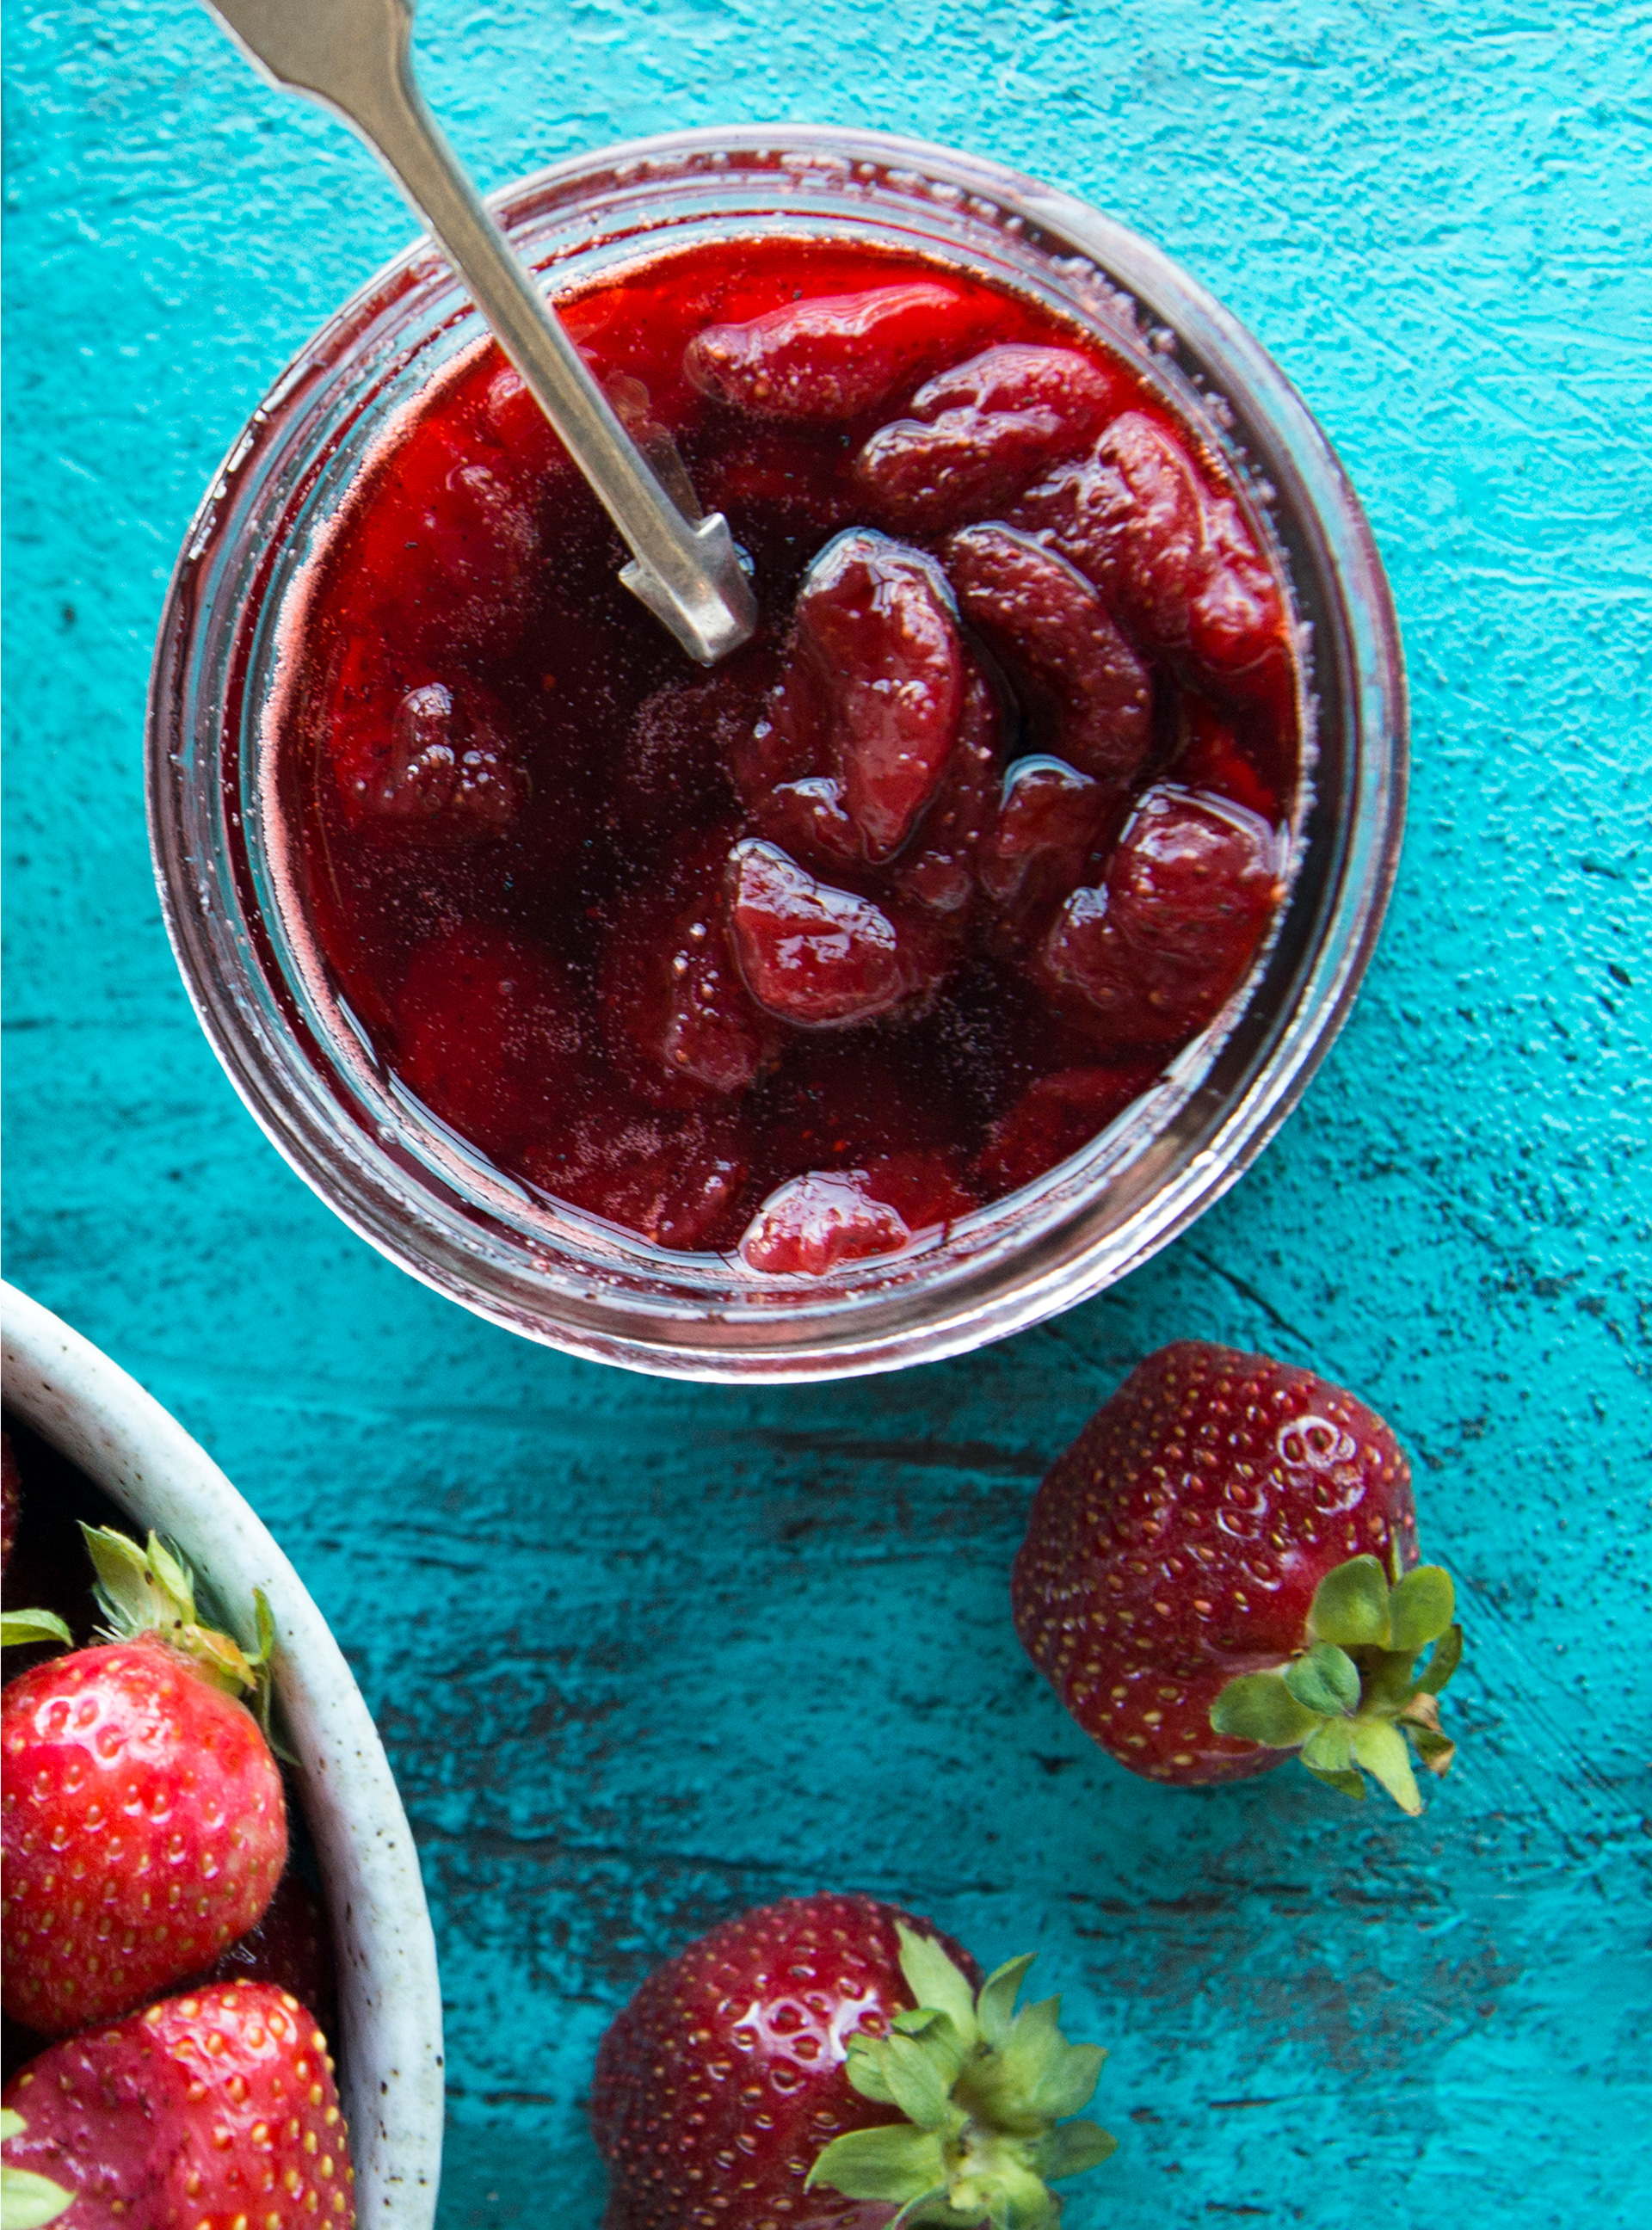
[274,237,1298,1271]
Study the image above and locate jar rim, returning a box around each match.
[145,122,1406,1381]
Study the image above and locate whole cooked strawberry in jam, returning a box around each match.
[274,240,1298,1269]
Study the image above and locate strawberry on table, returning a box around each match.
[1012,1341,1464,1813]
[591,1891,1113,2229]
[2,1530,287,2037]
[1,1981,352,2229]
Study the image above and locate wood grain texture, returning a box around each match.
[3,2,1649,2223]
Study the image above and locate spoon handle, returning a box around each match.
[199,0,757,666]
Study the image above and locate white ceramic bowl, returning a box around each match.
[0,1281,443,2227]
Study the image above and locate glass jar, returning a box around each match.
[146,125,1405,1381]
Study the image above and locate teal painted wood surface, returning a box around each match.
[3,3,1649,2222]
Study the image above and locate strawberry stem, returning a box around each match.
[806,1925,1113,2229]
[1209,1553,1464,1814]
[81,1524,276,1735]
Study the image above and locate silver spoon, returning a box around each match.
[199,0,757,666]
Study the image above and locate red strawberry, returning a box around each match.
[2,1531,287,2036]
[977,758,1109,937]
[889,663,1002,924]
[726,841,949,1030]
[598,829,778,1108]
[1010,410,1289,693]
[591,1892,1113,2230]
[857,1151,978,1236]
[1013,1342,1464,1811]
[940,525,1151,788]
[684,284,987,422]
[1,1981,353,2228]
[1035,785,1282,1050]
[532,1095,751,1254]
[0,2105,72,2227]
[779,531,967,865]
[737,1172,914,1275]
[854,344,1124,535]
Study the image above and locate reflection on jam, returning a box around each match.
[277,237,1297,1266]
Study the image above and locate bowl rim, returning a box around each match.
[146,120,1407,1381]
[0,1280,444,2226]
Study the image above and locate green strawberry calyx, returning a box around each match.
[0,1609,73,1651]
[82,1523,278,1739]
[805,1923,1114,2229]
[1,2110,74,2230]
[1209,1553,1463,1814]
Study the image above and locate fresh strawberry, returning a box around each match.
[1012,1342,1464,1811]
[1,1981,353,2228]
[590,1892,1113,2230]
[1,1531,287,2036]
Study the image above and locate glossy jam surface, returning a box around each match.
[274,237,1298,1269]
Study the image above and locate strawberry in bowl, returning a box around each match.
[1012,1340,1464,1812]
[0,1284,441,2227]
[2,1528,288,2039]
[3,1983,352,2230]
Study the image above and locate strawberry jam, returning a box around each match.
[273,237,1298,1269]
